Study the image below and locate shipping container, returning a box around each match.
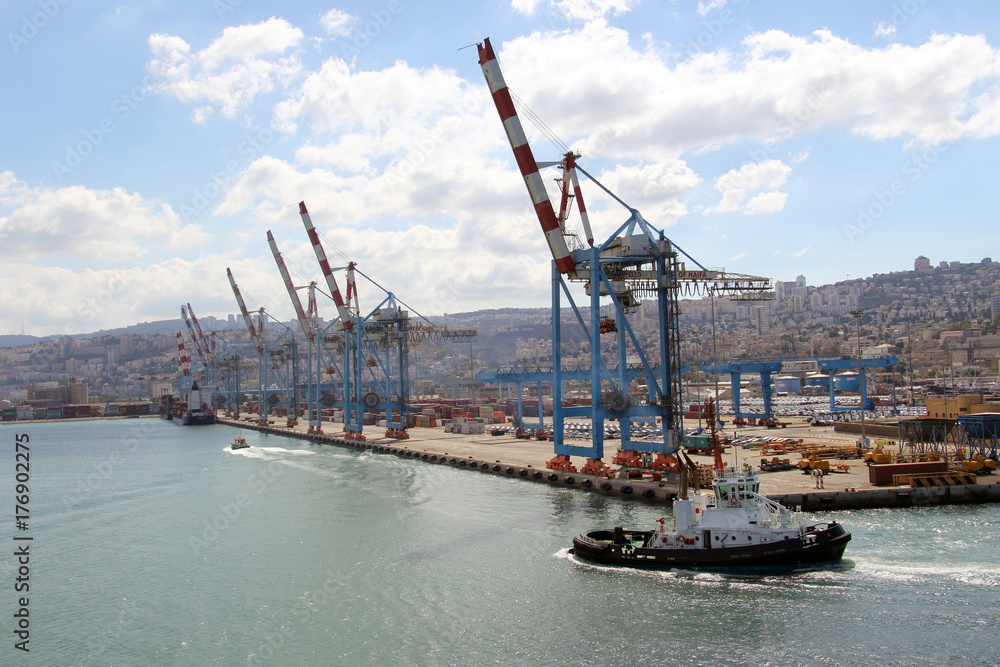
[868,461,947,486]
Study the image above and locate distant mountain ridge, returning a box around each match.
[0,319,183,348]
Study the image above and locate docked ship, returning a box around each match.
[159,394,175,420]
[171,381,217,426]
[571,402,850,570]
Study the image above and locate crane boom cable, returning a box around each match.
[316,228,352,266]
[508,89,570,156]
[352,267,434,326]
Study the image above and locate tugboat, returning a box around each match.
[230,435,249,450]
[571,401,850,570]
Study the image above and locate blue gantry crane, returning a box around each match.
[476,37,770,474]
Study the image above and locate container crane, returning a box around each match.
[227,267,294,423]
[267,230,318,428]
[476,37,770,477]
[296,202,478,440]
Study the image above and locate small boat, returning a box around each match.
[231,436,249,450]
[570,400,850,571]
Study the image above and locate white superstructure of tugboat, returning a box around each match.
[571,401,850,570]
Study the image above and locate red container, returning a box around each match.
[868,461,947,486]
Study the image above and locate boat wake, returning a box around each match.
[853,558,1000,587]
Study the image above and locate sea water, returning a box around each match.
[2,418,998,666]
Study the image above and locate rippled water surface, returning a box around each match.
[3,419,998,665]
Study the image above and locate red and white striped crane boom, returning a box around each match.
[477,38,576,275]
[266,230,315,341]
[187,303,214,364]
[227,267,264,355]
[180,306,208,367]
[298,201,353,330]
[175,332,191,377]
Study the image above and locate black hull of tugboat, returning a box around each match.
[571,523,850,570]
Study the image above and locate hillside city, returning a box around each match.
[2,255,998,409]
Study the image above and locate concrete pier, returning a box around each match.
[218,415,1000,512]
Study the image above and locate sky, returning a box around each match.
[1,0,999,337]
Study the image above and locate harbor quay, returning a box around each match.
[218,413,1000,512]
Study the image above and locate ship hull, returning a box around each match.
[172,413,216,426]
[571,523,850,570]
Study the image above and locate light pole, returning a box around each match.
[851,309,866,447]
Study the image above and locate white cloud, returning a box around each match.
[730,251,745,262]
[513,0,636,20]
[319,9,355,37]
[510,0,543,14]
[875,22,897,38]
[190,105,214,125]
[494,24,1000,159]
[707,159,791,214]
[793,246,810,257]
[554,0,637,21]
[272,58,476,135]
[743,190,788,215]
[0,171,192,260]
[697,0,727,16]
[0,254,254,336]
[147,17,304,120]
[589,160,701,227]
